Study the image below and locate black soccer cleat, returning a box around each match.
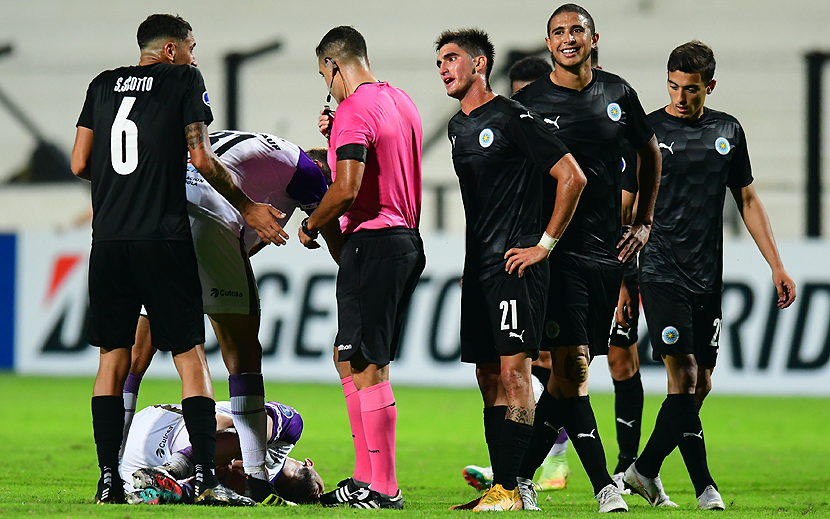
[349,487,405,509]
[132,466,188,504]
[195,482,257,507]
[244,474,290,505]
[95,469,126,504]
[319,477,367,507]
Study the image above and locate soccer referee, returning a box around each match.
[301,26,425,510]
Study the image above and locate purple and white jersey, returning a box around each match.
[120,401,304,491]
[215,400,304,483]
[186,130,329,253]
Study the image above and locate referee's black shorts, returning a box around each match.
[334,228,425,366]
[542,252,623,357]
[640,282,721,367]
[87,240,205,352]
[460,262,548,365]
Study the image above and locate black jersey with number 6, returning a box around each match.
[448,95,569,280]
[513,69,653,265]
[639,107,753,293]
[77,63,213,242]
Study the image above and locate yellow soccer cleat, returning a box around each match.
[535,453,570,491]
[472,484,523,512]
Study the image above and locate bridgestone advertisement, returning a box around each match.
[8,229,830,395]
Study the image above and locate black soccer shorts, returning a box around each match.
[88,240,205,351]
[460,262,548,365]
[334,228,425,366]
[609,273,640,348]
[542,252,623,357]
[640,281,721,368]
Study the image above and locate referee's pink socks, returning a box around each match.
[341,377,372,485]
[358,380,398,496]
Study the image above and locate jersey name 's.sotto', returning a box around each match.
[448,95,568,280]
[77,63,213,242]
[513,69,654,265]
[639,107,753,293]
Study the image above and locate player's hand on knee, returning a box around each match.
[243,203,287,246]
[504,245,548,278]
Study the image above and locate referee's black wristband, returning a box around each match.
[301,217,319,239]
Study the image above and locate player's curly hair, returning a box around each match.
[547,4,596,36]
[137,14,192,50]
[668,41,716,85]
[434,29,495,88]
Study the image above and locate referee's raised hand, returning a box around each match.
[242,203,288,245]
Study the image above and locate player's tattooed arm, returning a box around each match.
[506,405,535,425]
[186,121,288,245]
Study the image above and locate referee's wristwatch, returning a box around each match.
[301,217,319,239]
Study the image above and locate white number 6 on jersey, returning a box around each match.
[111,97,138,175]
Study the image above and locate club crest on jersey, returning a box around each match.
[606,102,622,122]
[545,320,560,339]
[662,326,680,345]
[715,137,730,155]
[202,91,211,107]
[479,128,495,148]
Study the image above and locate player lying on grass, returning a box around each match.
[121,400,324,505]
[119,134,340,505]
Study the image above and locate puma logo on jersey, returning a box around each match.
[509,330,526,343]
[616,417,636,428]
[544,116,560,129]
[659,142,674,154]
[519,111,533,119]
[684,430,704,440]
[577,429,597,439]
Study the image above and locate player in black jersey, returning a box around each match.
[436,28,586,511]
[624,41,796,511]
[512,4,661,513]
[71,14,283,506]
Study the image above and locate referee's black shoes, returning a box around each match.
[349,487,405,509]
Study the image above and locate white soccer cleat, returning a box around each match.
[623,463,677,507]
[697,485,725,510]
[612,472,631,495]
[595,483,628,513]
[517,477,541,511]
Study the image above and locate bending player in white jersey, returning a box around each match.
[123,400,324,505]
[121,131,341,504]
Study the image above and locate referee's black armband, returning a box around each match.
[336,143,368,163]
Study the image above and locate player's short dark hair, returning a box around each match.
[667,40,716,84]
[304,147,332,184]
[315,26,368,64]
[434,29,495,86]
[547,4,596,36]
[137,14,192,50]
[277,466,319,504]
[508,56,552,85]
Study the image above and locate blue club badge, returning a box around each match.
[607,102,622,122]
[662,326,680,345]
[715,137,730,155]
[479,128,494,148]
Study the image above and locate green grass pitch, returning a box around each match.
[0,373,827,517]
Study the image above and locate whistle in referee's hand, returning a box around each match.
[323,105,333,117]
